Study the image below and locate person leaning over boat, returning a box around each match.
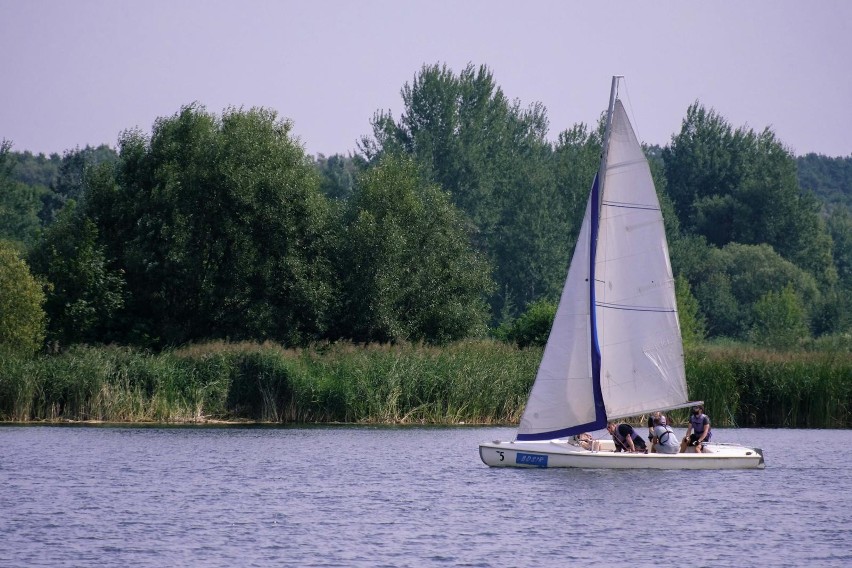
[681,405,712,453]
[606,422,647,453]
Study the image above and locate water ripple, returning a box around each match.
[1,425,851,567]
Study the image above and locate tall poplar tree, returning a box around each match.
[358,63,563,319]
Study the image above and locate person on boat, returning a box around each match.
[572,432,600,451]
[606,422,647,453]
[646,411,671,452]
[681,405,712,453]
[649,413,679,454]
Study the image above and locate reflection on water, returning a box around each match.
[1,425,851,567]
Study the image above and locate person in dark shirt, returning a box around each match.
[606,422,647,453]
[681,405,712,453]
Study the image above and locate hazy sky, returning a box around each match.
[2,0,850,158]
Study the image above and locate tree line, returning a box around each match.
[2,63,851,354]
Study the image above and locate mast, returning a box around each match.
[586,75,622,430]
[597,75,621,205]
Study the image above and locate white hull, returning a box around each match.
[479,439,765,470]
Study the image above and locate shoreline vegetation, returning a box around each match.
[1,340,850,428]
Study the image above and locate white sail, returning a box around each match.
[596,100,688,419]
[516,96,688,441]
[517,188,598,440]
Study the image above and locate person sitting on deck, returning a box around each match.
[606,422,647,453]
[650,413,679,454]
[681,405,712,453]
[572,432,600,451]
[647,411,671,452]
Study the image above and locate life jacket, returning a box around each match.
[690,413,711,439]
[653,424,677,446]
[612,425,639,450]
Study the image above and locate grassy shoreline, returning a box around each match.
[1,340,850,428]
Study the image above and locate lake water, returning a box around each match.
[1,425,850,567]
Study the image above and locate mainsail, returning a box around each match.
[516,90,688,441]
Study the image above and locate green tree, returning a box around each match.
[6,149,60,187]
[494,299,556,348]
[27,204,125,346]
[359,63,561,318]
[314,153,357,201]
[85,105,338,346]
[669,234,714,289]
[750,285,809,348]
[39,144,118,225]
[0,240,46,353]
[552,122,603,233]
[338,154,493,343]
[663,104,835,285]
[824,207,852,333]
[0,140,46,246]
[827,207,852,290]
[797,153,852,210]
[689,243,819,339]
[492,134,565,309]
[694,272,741,338]
[675,274,706,346]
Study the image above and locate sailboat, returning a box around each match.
[479,77,764,470]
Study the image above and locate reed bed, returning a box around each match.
[0,341,540,424]
[685,344,852,428]
[1,341,849,427]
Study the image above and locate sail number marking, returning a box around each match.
[515,453,548,467]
